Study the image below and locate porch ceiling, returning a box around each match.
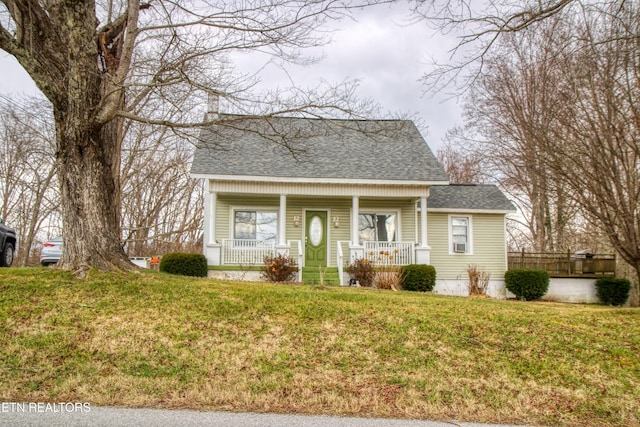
[205,179,432,198]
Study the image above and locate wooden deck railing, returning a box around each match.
[508,250,616,277]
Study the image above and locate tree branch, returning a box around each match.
[0,0,67,102]
[95,0,144,125]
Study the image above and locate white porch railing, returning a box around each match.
[363,241,415,266]
[222,239,275,265]
[221,240,302,280]
[289,240,303,281]
[337,240,415,286]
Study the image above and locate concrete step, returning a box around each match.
[302,267,340,285]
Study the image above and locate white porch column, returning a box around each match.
[278,194,287,248]
[208,190,217,245]
[416,194,431,265]
[275,194,290,255]
[350,196,364,262]
[420,196,428,247]
[351,196,359,246]
[203,185,221,266]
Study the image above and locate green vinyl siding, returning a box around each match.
[427,212,508,279]
[215,195,506,274]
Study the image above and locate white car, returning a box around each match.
[40,236,63,266]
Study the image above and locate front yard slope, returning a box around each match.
[0,268,638,426]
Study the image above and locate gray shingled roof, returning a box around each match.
[190,116,449,182]
[428,184,516,212]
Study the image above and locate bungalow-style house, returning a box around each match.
[190,111,516,297]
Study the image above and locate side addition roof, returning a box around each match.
[190,116,449,184]
[428,184,516,213]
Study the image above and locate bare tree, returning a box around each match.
[0,90,204,263]
[0,96,59,265]
[412,0,583,92]
[120,119,203,256]
[440,2,640,303]
[543,3,640,303]
[0,0,388,274]
[436,127,487,184]
[462,18,581,252]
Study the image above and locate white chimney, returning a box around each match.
[207,93,219,121]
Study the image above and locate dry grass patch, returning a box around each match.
[0,268,639,426]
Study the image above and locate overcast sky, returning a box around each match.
[0,2,461,153]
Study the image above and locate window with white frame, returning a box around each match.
[233,210,277,241]
[450,216,471,254]
[359,213,397,243]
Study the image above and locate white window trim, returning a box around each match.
[230,206,279,241]
[448,214,473,255]
[357,210,401,244]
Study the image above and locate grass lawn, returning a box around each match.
[0,268,638,426]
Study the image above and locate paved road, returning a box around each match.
[0,406,536,427]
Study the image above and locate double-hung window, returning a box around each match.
[450,216,471,254]
[359,213,397,243]
[234,210,277,241]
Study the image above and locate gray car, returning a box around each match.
[40,236,63,266]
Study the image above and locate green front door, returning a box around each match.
[305,211,327,267]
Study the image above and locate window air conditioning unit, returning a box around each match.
[453,243,467,253]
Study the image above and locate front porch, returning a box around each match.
[210,238,420,285]
[217,239,416,267]
[202,188,434,285]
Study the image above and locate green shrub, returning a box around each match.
[159,253,208,277]
[400,264,436,292]
[346,258,375,287]
[504,269,549,301]
[262,253,298,282]
[595,278,631,306]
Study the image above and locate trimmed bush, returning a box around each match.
[595,278,631,306]
[159,253,208,277]
[262,253,298,282]
[504,269,549,301]
[400,264,436,292]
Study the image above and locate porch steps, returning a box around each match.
[301,267,341,285]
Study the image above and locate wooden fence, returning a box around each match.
[508,250,616,277]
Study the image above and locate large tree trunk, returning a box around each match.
[56,111,132,273]
[51,2,132,274]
